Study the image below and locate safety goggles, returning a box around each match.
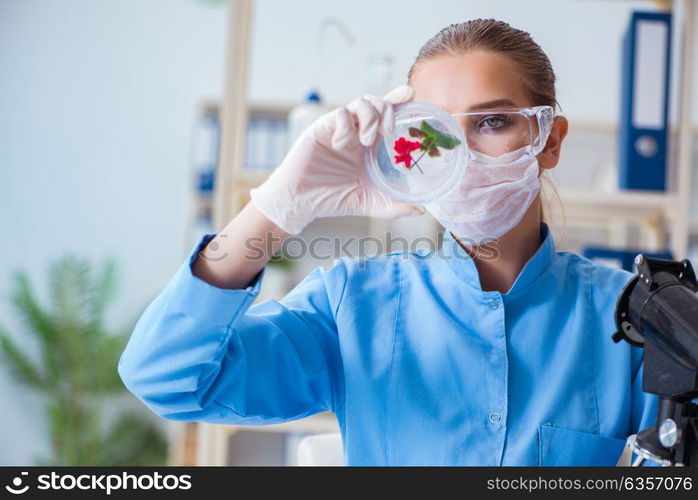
[366,101,556,204]
[446,105,555,163]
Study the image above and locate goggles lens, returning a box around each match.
[451,106,554,162]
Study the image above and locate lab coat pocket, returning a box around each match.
[538,423,626,466]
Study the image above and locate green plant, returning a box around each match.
[0,255,167,465]
[392,120,462,173]
[267,250,294,270]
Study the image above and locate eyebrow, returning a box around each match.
[466,99,518,111]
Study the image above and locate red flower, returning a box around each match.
[393,137,421,168]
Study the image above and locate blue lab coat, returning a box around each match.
[118,222,666,465]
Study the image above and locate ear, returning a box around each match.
[537,116,568,169]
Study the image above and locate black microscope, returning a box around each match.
[612,254,698,466]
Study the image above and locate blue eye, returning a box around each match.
[477,115,509,132]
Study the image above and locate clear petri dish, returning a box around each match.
[365,100,467,204]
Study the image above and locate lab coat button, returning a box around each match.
[489,412,501,423]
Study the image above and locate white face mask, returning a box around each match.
[423,147,541,245]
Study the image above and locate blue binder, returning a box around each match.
[618,11,672,191]
[582,246,673,272]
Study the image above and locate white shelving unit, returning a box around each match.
[559,189,677,250]
[195,413,339,466]
[179,0,697,466]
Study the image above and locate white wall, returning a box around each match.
[248,0,697,124]
[1,0,695,465]
[0,0,228,465]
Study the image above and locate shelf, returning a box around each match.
[559,189,677,221]
[234,169,271,185]
[216,412,339,436]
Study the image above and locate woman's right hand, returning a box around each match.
[250,84,425,235]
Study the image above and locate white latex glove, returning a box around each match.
[249,84,425,234]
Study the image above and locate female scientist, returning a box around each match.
[118,19,658,466]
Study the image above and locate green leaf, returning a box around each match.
[0,327,45,388]
[434,133,461,149]
[408,127,425,138]
[419,136,435,151]
[420,120,461,150]
[0,253,164,465]
[95,413,168,465]
[428,146,441,157]
[87,258,118,332]
[11,273,55,342]
[89,332,130,394]
[419,119,439,138]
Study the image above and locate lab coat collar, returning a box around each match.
[440,221,555,295]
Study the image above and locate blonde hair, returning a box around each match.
[407,19,565,244]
